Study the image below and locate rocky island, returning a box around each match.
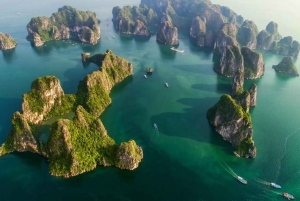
[0,50,143,178]
[0,32,17,50]
[26,6,100,47]
[207,70,257,158]
[272,56,299,76]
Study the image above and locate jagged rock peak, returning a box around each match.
[156,14,179,45]
[248,84,257,106]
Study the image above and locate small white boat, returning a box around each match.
[112,36,115,39]
[237,176,247,185]
[165,83,169,88]
[144,75,147,78]
[270,183,281,189]
[154,123,158,129]
[283,192,294,200]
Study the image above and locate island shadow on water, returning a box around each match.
[2,48,16,64]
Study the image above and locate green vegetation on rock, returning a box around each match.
[272,56,299,76]
[0,50,142,177]
[0,32,17,50]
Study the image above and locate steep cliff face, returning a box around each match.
[272,56,299,76]
[22,76,64,124]
[0,32,17,50]
[270,36,300,57]
[241,47,264,79]
[27,6,100,46]
[0,112,46,157]
[231,70,244,96]
[112,5,157,36]
[257,21,281,51]
[115,140,143,170]
[237,20,258,49]
[190,16,206,47]
[207,95,256,158]
[156,14,179,45]
[213,23,244,77]
[248,84,257,106]
[77,50,133,117]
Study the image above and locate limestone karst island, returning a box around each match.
[0,50,143,178]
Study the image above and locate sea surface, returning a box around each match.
[0,0,300,200]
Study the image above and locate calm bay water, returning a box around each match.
[0,0,300,200]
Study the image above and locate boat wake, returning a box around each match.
[277,126,300,177]
[254,178,270,185]
[219,160,238,178]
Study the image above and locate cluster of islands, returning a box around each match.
[0,0,299,178]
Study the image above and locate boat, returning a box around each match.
[154,123,158,129]
[144,75,147,78]
[112,35,115,39]
[237,176,247,184]
[283,192,294,200]
[170,47,184,53]
[270,183,281,189]
[165,83,169,88]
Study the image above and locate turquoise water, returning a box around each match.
[1,0,300,200]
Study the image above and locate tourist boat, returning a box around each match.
[154,123,158,129]
[283,192,294,200]
[112,35,115,39]
[165,83,169,88]
[170,47,184,53]
[144,75,147,78]
[237,176,247,184]
[270,183,281,189]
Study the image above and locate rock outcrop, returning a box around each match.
[270,36,300,57]
[156,14,179,45]
[272,56,299,76]
[0,50,142,178]
[241,47,264,79]
[190,16,206,47]
[27,6,100,47]
[22,76,64,124]
[112,5,158,36]
[237,20,258,49]
[231,70,244,96]
[213,23,244,77]
[248,84,257,106]
[115,140,143,170]
[207,95,256,158]
[256,21,281,51]
[0,32,17,50]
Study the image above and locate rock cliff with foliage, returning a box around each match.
[112,5,158,36]
[0,32,17,50]
[237,20,258,49]
[207,94,256,158]
[256,21,281,51]
[231,70,244,96]
[241,47,264,79]
[213,23,244,77]
[27,6,100,47]
[0,50,143,178]
[272,56,299,76]
[156,14,179,45]
[270,36,300,57]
